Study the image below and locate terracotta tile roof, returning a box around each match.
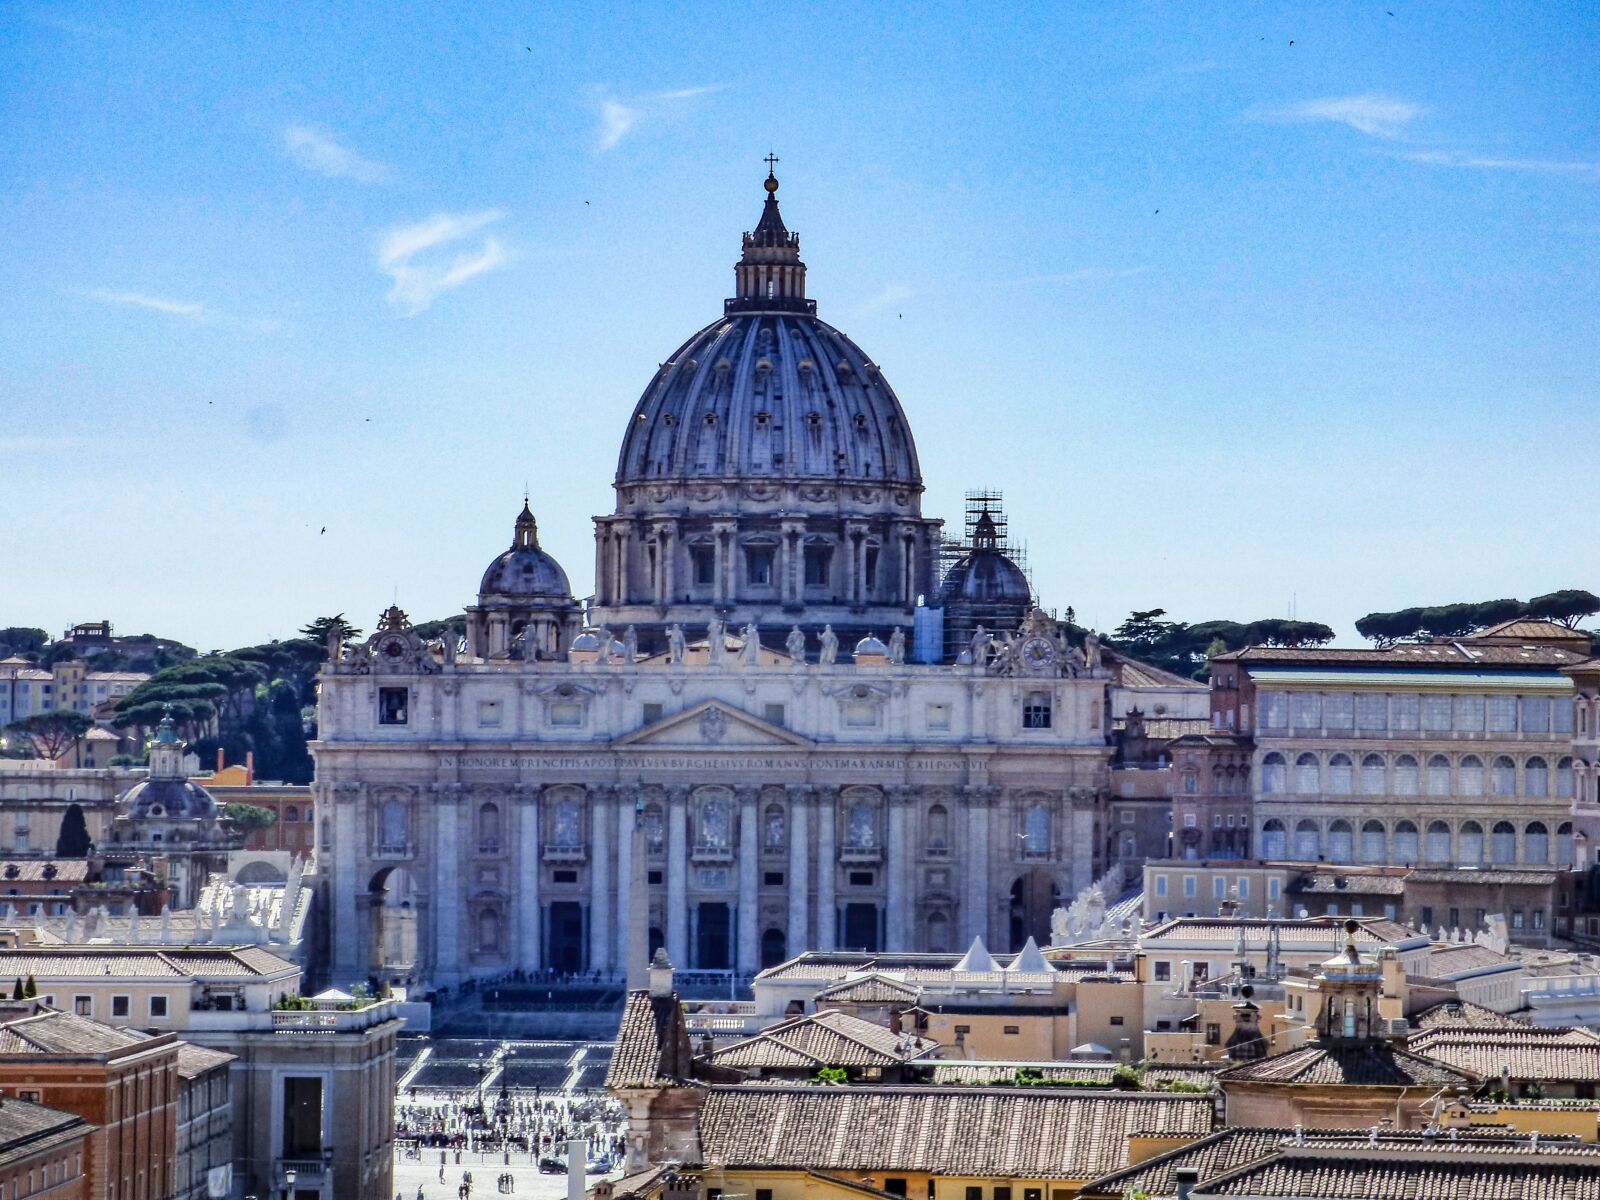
[759,951,1086,986]
[1215,642,1587,668]
[709,1011,938,1072]
[1422,943,1518,975]
[0,1096,90,1169]
[0,1009,149,1056]
[925,1062,1218,1090]
[696,1085,1214,1180]
[1288,873,1406,897]
[0,861,89,883]
[1407,1027,1600,1082]
[1217,1041,1475,1088]
[606,990,694,1090]
[1194,1139,1600,1199]
[0,946,294,981]
[813,974,921,1004]
[1082,1127,1294,1198]
[1471,619,1592,644]
[1412,1000,1530,1030]
[1141,917,1423,948]
[174,1041,236,1079]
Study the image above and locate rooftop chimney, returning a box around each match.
[1174,1166,1200,1200]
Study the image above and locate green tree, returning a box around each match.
[222,803,278,833]
[4,710,92,760]
[299,614,363,645]
[24,976,36,999]
[1524,589,1600,629]
[0,628,48,660]
[56,803,91,857]
[9,979,20,1001]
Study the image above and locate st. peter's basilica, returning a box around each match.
[314,168,1178,988]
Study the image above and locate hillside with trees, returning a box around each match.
[1355,590,1599,647]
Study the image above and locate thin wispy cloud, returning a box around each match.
[1396,149,1600,178]
[83,290,206,319]
[377,211,507,316]
[0,435,81,457]
[1251,94,1426,139]
[284,126,389,183]
[595,85,724,150]
[1007,266,1151,286]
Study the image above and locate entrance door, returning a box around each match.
[1010,870,1059,950]
[548,902,585,973]
[696,902,731,969]
[843,903,880,952]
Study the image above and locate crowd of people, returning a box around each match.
[396,1090,626,1165]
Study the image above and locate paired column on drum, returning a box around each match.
[516,784,541,972]
[589,786,613,971]
[736,786,759,973]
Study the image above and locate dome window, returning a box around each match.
[853,413,869,434]
[805,412,822,430]
[662,414,675,426]
[703,413,718,427]
[754,411,771,427]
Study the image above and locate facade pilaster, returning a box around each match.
[432,783,463,983]
[736,785,759,972]
[886,786,912,950]
[786,786,811,952]
[615,786,637,984]
[331,783,361,980]
[589,785,614,973]
[816,785,839,950]
[962,784,996,946]
[666,785,690,966]
[712,522,736,606]
[516,784,542,973]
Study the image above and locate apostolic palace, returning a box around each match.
[314,168,1184,989]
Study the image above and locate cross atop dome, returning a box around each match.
[729,155,813,314]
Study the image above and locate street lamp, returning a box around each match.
[282,1167,296,1200]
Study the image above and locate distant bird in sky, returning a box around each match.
[320,527,326,535]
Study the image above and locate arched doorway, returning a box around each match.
[547,901,585,974]
[760,927,787,968]
[1009,869,1059,951]
[369,867,418,982]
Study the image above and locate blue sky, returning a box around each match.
[3,1,1596,650]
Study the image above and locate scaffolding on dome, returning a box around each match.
[935,489,1038,661]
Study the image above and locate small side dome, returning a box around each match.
[479,503,573,602]
[570,632,601,652]
[853,634,889,662]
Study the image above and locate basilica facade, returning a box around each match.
[314,169,1145,989]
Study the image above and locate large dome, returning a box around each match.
[615,166,920,491]
[616,313,921,487]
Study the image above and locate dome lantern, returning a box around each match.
[728,157,813,315]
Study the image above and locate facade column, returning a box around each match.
[593,525,609,607]
[781,521,805,609]
[433,783,463,984]
[786,786,811,954]
[962,785,993,946]
[816,786,838,951]
[886,786,913,950]
[666,785,690,966]
[712,522,736,606]
[614,787,634,982]
[589,785,614,974]
[516,784,542,973]
[331,783,361,981]
[736,785,760,973]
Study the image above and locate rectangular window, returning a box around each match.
[848,871,875,887]
[377,687,408,725]
[1205,1023,1221,1045]
[1213,876,1226,898]
[1356,693,1387,731]
[1511,909,1525,930]
[763,871,784,886]
[1324,693,1354,730]
[863,546,879,591]
[1421,694,1452,731]
[764,703,786,727]
[549,702,582,726]
[1260,691,1289,730]
[554,869,578,884]
[149,996,168,1019]
[1533,909,1545,930]
[1022,693,1052,729]
[476,700,503,728]
[1237,877,1250,899]
[646,870,662,885]
[1487,695,1518,732]
[1453,694,1485,731]
[1183,876,1197,898]
[642,703,663,724]
[111,995,129,1018]
[1420,906,1434,928]
[1390,694,1420,731]
[1003,1025,1020,1035]
[691,545,716,587]
[925,703,951,731]
[73,996,90,1017]
[1154,875,1168,897]
[803,545,832,587]
[282,1077,324,1156]
[1520,695,1550,733]
[1291,692,1321,730]
[1554,698,1575,734]
[1268,879,1281,901]
[1183,813,1197,828]
[1154,961,1171,981]
[745,547,775,587]
[844,702,878,728]
[1109,1015,1125,1026]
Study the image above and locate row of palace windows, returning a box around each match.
[1258,690,1574,736]
[376,794,1060,858]
[1259,817,1574,866]
[1260,751,1575,798]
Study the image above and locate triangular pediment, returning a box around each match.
[613,698,813,749]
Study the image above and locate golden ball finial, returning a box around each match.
[764,174,779,194]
